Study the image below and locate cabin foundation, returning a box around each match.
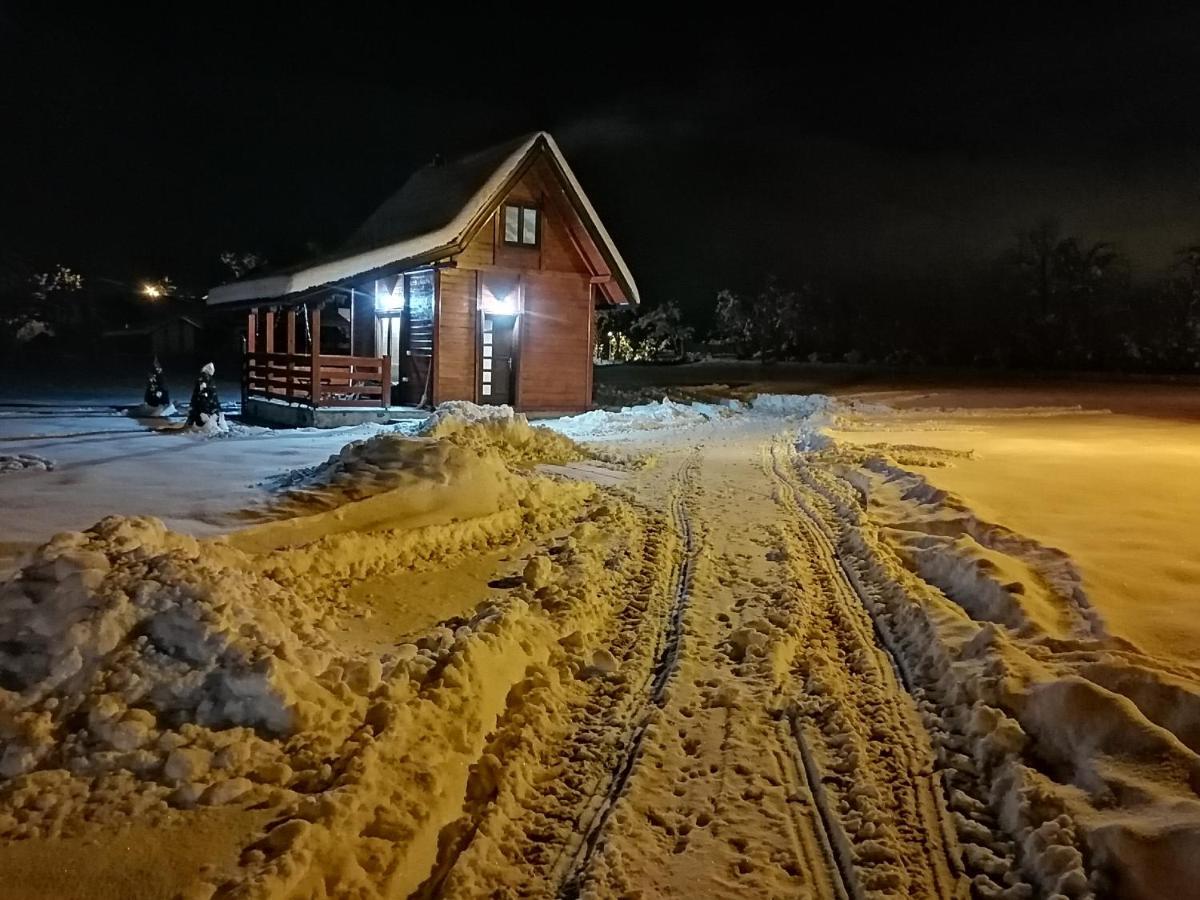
[242,396,427,428]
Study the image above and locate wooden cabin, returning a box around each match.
[206,132,638,427]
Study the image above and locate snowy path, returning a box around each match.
[559,426,972,898]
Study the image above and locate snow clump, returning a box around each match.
[0,453,55,474]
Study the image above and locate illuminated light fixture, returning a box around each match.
[375,280,403,312]
[142,283,163,299]
[480,283,519,316]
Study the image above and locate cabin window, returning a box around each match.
[404,270,435,321]
[502,204,539,246]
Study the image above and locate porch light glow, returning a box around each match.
[375,282,403,311]
[480,284,518,315]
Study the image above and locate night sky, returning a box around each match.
[4,8,1200,317]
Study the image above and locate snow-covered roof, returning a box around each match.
[207,132,638,307]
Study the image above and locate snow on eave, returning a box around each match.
[207,134,543,307]
[206,131,639,308]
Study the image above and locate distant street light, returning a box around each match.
[142,283,163,299]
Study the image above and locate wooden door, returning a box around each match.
[396,270,435,406]
[480,314,516,405]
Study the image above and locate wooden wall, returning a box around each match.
[517,272,592,412]
[434,267,478,403]
[433,151,601,411]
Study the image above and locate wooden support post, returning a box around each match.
[285,308,297,399]
[244,309,257,408]
[380,355,390,409]
[264,309,275,354]
[309,306,321,406]
[286,309,296,354]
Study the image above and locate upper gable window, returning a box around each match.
[503,204,539,246]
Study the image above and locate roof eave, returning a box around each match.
[206,243,458,310]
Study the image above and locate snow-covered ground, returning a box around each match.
[1,378,1199,898]
[828,401,1200,664]
[0,391,421,577]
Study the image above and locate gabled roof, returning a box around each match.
[101,313,205,339]
[207,132,638,307]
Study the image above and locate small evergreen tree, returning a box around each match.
[185,362,221,427]
[143,360,171,409]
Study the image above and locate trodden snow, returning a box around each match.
[0,386,1197,898]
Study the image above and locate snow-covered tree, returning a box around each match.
[144,362,171,408]
[185,363,222,428]
[595,301,695,362]
[1002,219,1127,364]
[220,251,267,280]
[713,276,809,360]
[30,265,83,300]
[631,301,693,360]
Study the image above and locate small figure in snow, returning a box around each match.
[143,359,171,409]
[185,362,223,429]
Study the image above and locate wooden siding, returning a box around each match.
[457,215,495,269]
[517,271,592,411]
[434,149,610,411]
[434,267,478,403]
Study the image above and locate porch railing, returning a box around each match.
[245,351,391,408]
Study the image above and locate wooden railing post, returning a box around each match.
[264,309,275,354]
[309,305,321,407]
[243,310,257,411]
[285,308,297,401]
[380,356,390,408]
[246,310,257,352]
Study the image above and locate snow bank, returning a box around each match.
[544,393,845,443]
[420,401,583,465]
[549,397,742,441]
[749,393,832,417]
[190,411,230,436]
[0,454,54,474]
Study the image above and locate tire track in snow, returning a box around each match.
[765,439,969,899]
[555,452,700,898]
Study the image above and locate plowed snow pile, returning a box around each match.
[0,412,601,896]
[420,400,582,465]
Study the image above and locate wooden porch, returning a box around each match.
[244,305,392,409]
[244,351,390,408]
